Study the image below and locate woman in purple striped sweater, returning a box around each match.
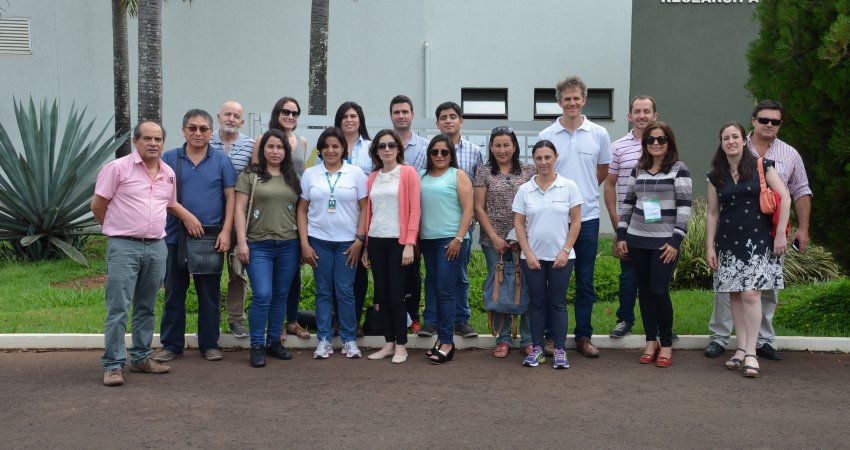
[616,122,692,368]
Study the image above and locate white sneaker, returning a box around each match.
[313,338,333,359]
[341,340,362,359]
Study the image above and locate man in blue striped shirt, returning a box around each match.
[210,100,255,339]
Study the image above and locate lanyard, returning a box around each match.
[325,171,342,199]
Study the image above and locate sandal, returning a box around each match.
[286,322,311,339]
[425,340,440,358]
[639,346,660,364]
[743,355,760,378]
[726,348,746,370]
[429,343,455,365]
[492,342,510,358]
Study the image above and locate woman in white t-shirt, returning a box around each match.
[513,140,583,370]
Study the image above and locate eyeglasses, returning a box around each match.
[644,136,668,145]
[491,126,514,135]
[280,108,301,118]
[429,149,450,157]
[755,117,782,126]
[377,142,399,150]
[184,125,212,133]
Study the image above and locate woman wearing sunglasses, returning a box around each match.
[473,127,535,358]
[513,140,582,369]
[251,97,313,343]
[419,134,473,364]
[706,121,789,378]
[360,129,421,364]
[616,122,692,368]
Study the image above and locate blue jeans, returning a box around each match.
[616,259,637,324]
[102,237,166,371]
[245,240,300,347]
[309,237,357,342]
[481,245,532,346]
[422,237,472,327]
[523,259,574,350]
[161,244,222,354]
[572,218,599,340]
[421,238,469,344]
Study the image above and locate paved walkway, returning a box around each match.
[1,348,848,448]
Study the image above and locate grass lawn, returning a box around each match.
[0,236,846,337]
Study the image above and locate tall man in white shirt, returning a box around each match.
[538,75,612,357]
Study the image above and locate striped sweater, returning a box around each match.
[616,160,692,249]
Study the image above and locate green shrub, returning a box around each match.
[775,277,850,335]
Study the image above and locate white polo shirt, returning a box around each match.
[512,174,583,261]
[538,115,612,221]
[300,161,368,242]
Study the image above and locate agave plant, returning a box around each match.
[0,98,129,265]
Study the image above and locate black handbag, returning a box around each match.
[175,150,224,274]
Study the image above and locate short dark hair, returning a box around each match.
[390,95,414,113]
[424,134,458,174]
[334,101,371,140]
[368,129,405,171]
[182,109,213,128]
[435,101,462,119]
[752,99,784,120]
[638,121,679,174]
[132,121,165,140]
[629,95,657,113]
[531,140,558,156]
[268,96,302,131]
[316,127,348,161]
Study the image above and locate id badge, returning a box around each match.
[327,198,337,212]
[643,197,661,223]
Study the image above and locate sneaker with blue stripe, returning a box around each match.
[553,348,570,369]
[523,345,545,367]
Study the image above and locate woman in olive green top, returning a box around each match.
[235,129,302,368]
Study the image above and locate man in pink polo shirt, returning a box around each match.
[91,121,202,386]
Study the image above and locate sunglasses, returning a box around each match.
[491,126,514,134]
[280,108,301,118]
[377,142,399,150]
[184,125,212,133]
[429,149,450,157]
[644,136,668,145]
[755,117,782,126]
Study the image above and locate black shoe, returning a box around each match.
[266,341,293,360]
[756,343,783,361]
[417,324,437,337]
[250,345,265,367]
[609,321,633,338]
[704,341,726,358]
[671,332,680,342]
[454,321,478,338]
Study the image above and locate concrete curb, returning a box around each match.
[1,334,848,353]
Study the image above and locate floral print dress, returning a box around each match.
[708,159,783,292]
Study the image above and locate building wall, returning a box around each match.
[629,0,760,197]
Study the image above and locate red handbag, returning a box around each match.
[756,157,789,238]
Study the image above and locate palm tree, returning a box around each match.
[137,0,162,124]
[111,0,134,158]
[308,0,329,116]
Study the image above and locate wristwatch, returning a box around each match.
[355,234,366,242]
[560,247,571,255]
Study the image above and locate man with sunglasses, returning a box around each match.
[604,96,658,339]
[416,101,484,339]
[538,75,612,358]
[155,109,237,363]
[210,100,255,339]
[705,99,812,361]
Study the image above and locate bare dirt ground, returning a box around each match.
[1,348,848,449]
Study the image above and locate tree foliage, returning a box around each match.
[747,0,850,270]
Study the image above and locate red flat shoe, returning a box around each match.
[639,347,659,364]
[656,355,672,368]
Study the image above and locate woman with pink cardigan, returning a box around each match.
[360,129,421,364]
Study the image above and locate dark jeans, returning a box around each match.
[404,256,422,321]
[630,246,677,347]
[523,259,574,350]
[332,262,368,326]
[616,259,638,324]
[287,270,301,324]
[421,237,468,344]
[572,218,599,340]
[161,244,222,354]
[368,237,410,345]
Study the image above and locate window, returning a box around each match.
[534,88,613,120]
[461,88,508,119]
[0,18,32,55]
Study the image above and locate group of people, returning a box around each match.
[92,74,810,385]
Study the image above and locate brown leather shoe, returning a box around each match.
[130,358,170,374]
[103,369,124,386]
[576,337,600,357]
